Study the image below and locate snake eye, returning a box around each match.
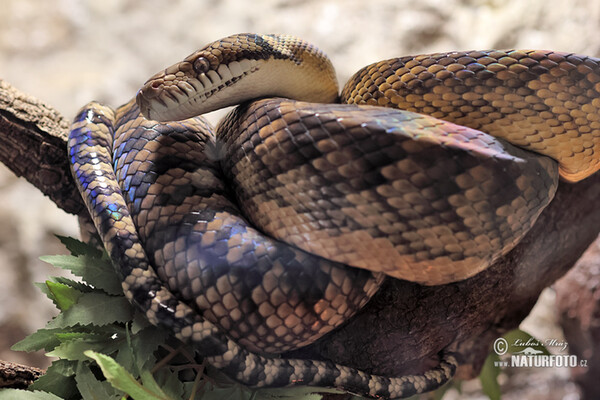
[193,56,211,74]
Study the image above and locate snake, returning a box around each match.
[67,33,600,399]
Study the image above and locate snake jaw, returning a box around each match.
[136,70,242,122]
[136,33,339,122]
[136,71,192,121]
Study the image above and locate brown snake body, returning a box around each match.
[68,33,600,398]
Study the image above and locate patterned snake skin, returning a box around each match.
[68,33,600,398]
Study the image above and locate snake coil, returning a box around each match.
[69,33,600,398]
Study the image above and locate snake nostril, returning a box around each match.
[151,81,162,90]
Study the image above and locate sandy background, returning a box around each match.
[0,0,599,398]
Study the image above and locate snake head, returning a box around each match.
[136,33,339,122]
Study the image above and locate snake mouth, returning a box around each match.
[136,33,341,122]
[136,59,260,122]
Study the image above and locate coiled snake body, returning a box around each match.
[68,33,600,398]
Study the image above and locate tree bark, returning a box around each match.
[555,240,600,399]
[0,360,43,389]
[1,78,598,390]
[0,80,84,215]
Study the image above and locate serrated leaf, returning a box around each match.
[77,255,122,295]
[479,352,501,400]
[55,332,107,343]
[40,254,122,295]
[113,324,168,375]
[51,276,95,293]
[47,336,124,361]
[28,369,79,399]
[85,351,169,400]
[75,361,122,400]
[46,359,78,377]
[132,326,169,371]
[114,338,135,373]
[12,324,127,353]
[39,254,84,272]
[131,310,151,334]
[46,292,132,329]
[0,390,63,399]
[46,281,82,311]
[34,282,56,306]
[55,235,102,257]
[11,328,70,352]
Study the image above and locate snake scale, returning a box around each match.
[68,33,600,398]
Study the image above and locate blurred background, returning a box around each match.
[0,0,598,398]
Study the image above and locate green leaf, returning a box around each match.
[55,332,106,343]
[503,329,551,356]
[47,336,124,361]
[113,324,168,376]
[45,359,78,377]
[253,385,343,399]
[12,325,126,353]
[46,281,82,311]
[193,381,248,400]
[0,390,63,399]
[51,276,95,293]
[84,351,170,400]
[154,369,185,400]
[479,352,501,400]
[46,292,132,329]
[11,328,64,352]
[39,254,84,272]
[254,390,322,400]
[114,337,135,373]
[75,362,122,400]
[40,254,122,295]
[140,369,169,399]
[28,369,79,399]
[56,234,102,257]
[34,282,55,305]
[182,381,200,399]
[132,326,169,371]
[131,310,151,334]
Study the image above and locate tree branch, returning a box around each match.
[555,238,600,399]
[0,360,43,389]
[0,79,84,215]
